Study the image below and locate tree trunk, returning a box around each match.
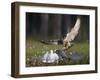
[62,15,72,38]
[40,14,48,40]
[49,14,62,39]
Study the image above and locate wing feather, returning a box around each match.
[64,16,81,42]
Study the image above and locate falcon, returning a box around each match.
[63,16,81,49]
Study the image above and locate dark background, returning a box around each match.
[26,12,89,42]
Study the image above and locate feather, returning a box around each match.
[42,50,59,63]
[63,16,81,48]
[64,16,81,42]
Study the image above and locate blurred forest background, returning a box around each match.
[26,13,89,41]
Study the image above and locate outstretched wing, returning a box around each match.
[64,16,81,42]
